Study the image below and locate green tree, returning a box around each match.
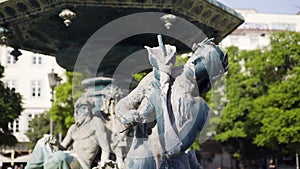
[0,64,23,146]
[26,112,50,148]
[215,31,300,168]
[251,31,300,153]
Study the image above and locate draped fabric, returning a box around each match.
[25,140,81,169]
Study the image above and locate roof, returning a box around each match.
[0,0,244,76]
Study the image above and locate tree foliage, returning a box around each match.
[251,32,300,153]
[215,31,300,164]
[0,64,23,146]
[26,112,50,148]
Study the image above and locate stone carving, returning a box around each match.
[116,36,228,169]
[25,97,111,169]
[26,78,129,169]
[25,36,228,169]
[81,77,128,169]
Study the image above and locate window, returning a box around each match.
[8,120,19,133]
[38,57,42,64]
[5,80,17,90]
[32,81,42,97]
[15,120,19,132]
[32,55,42,65]
[32,56,36,64]
[6,53,16,64]
[6,49,16,64]
[28,114,34,129]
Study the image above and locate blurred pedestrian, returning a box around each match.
[268,159,276,169]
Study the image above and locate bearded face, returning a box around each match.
[75,104,91,126]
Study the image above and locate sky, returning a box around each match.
[217,0,300,15]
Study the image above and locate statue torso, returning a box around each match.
[71,117,100,168]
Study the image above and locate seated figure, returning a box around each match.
[25,97,111,169]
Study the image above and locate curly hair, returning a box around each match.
[74,97,95,109]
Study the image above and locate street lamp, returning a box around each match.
[161,14,176,30]
[0,27,9,44]
[48,69,59,135]
[59,9,76,26]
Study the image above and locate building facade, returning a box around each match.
[0,46,65,143]
[0,45,65,167]
[221,9,300,50]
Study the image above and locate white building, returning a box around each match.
[0,45,65,143]
[221,9,300,50]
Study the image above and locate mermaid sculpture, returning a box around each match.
[116,35,228,169]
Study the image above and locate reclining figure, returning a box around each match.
[25,97,111,169]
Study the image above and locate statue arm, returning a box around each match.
[94,119,110,165]
[60,124,75,150]
[116,73,154,125]
[136,96,155,123]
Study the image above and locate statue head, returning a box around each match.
[145,44,177,75]
[74,97,95,126]
[184,38,228,94]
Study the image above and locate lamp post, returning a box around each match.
[48,69,59,135]
[0,27,8,44]
[59,9,76,26]
[296,153,299,169]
